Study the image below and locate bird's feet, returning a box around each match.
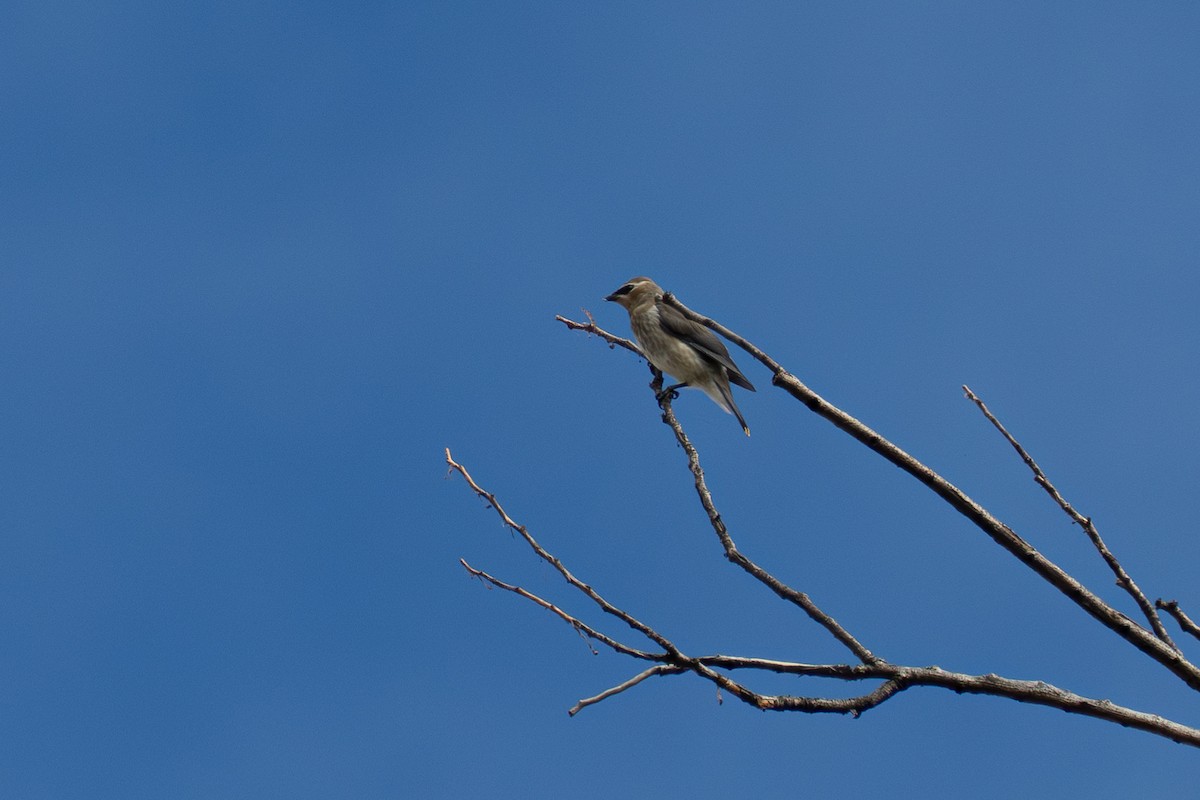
[655,383,685,403]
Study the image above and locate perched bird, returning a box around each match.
[605,277,756,435]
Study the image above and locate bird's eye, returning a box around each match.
[613,285,633,296]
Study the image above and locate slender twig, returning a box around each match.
[460,558,660,660]
[448,448,808,708]
[647,297,1200,692]
[1158,600,1200,642]
[654,392,881,665]
[556,312,643,357]
[447,448,679,654]
[569,665,683,716]
[962,386,1177,649]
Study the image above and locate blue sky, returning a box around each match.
[3,2,1199,796]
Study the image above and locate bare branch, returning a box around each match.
[447,448,685,656]
[725,660,1200,746]
[652,295,1200,692]
[450,447,1200,747]
[1158,600,1200,643]
[451,309,1200,747]
[569,665,684,716]
[459,558,660,660]
[555,313,643,357]
[762,680,907,716]
[653,392,881,665]
[448,449,813,711]
[962,385,1177,649]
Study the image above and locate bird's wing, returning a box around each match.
[656,298,756,391]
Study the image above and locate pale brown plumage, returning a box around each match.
[605,277,755,435]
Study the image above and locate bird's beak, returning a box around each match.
[604,292,619,302]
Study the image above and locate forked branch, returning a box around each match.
[1158,600,1200,642]
[448,448,1200,746]
[445,301,1200,748]
[651,297,1200,691]
[962,385,1176,649]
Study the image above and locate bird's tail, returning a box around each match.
[713,377,751,437]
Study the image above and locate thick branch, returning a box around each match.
[650,296,1200,693]
[703,656,1200,746]
[963,385,1176,649]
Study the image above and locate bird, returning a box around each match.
[605,277,755,435]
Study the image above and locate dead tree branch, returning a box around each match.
[569,665,684,716]
[447,448,798,707]
[460,557,658,660]
[446,448,678,656]
[652,295,1200,692]
[554,311,643,357]
[448,449,1200,746]
[1158,600,1200,643]
[962,385,1177,649]
[446,300,1200,748]
[652,390,880,665]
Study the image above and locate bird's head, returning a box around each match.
[605,277,663,311]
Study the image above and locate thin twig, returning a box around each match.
[1158,600,1200,642]
[569,665,683,716]
[655,392,882,665]
[460,558,660,660]
[962,385,1177,650]
[555,313,643,357]
[447,448,679,655]
[448,449,801,708]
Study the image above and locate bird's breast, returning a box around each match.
[631,308,712,384]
